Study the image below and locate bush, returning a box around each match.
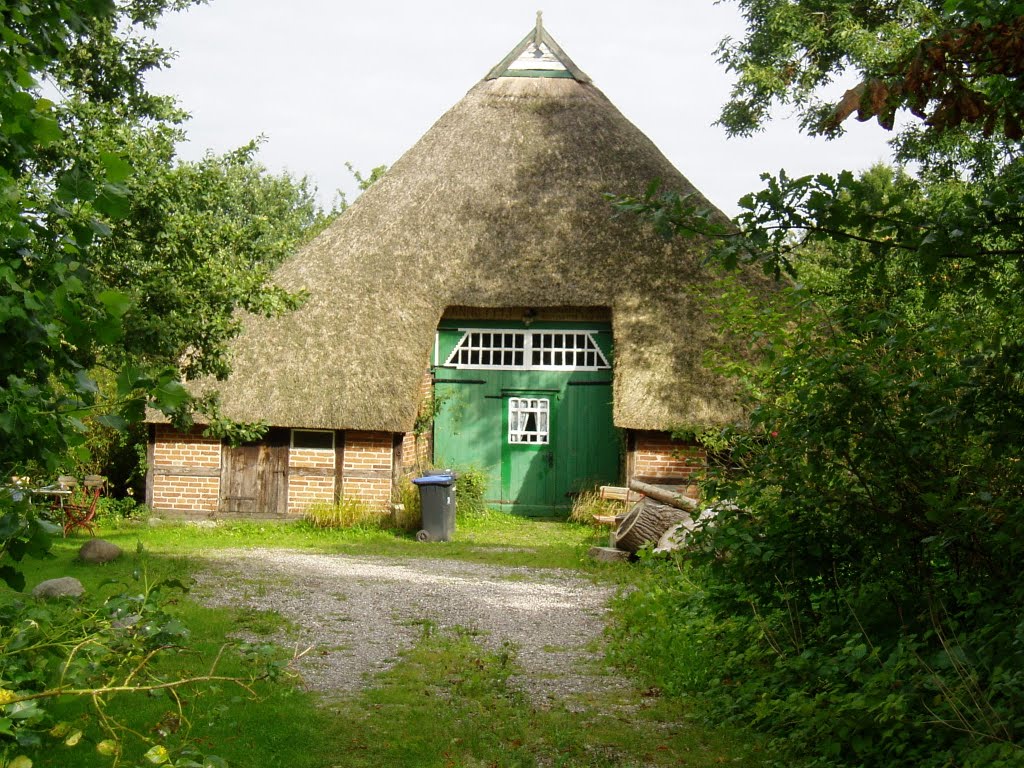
[453,467,488,519]
[95,494,149,525]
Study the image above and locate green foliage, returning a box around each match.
[611,4,1024,764]
[452,467,488,519]
[97,138,331,381]
[0,1,199,482]
[0,552,242,767]
[616,168,1024,765]
[717,0,1024,164]
[94,495,148,527]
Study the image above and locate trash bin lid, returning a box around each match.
[412,474,456,486]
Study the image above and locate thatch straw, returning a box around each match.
[166,74,762,433]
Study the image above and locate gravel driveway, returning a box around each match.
[191,549,627,704]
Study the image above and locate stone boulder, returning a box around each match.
[78,539,122,564]
[32,577,84,599]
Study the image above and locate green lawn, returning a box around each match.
[4,514,762,767]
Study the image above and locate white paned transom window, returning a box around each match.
[444,330,609,371]
[508,398,549,444]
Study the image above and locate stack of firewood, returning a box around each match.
[588,480,702,562]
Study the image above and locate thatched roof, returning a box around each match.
[175,29,758,434]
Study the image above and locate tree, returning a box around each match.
[613,2,1024,765]
[0,1,202,482]
[98,137,330,382]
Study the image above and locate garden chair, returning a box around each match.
[83,475,106,494]
[63,486,101,537]
[56,475,78,491]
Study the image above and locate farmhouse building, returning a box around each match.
[146,18,749,517]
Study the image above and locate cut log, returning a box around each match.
[588,545,631,563]
[653,522,692,554]
[628,479,699,512]
[614,498,692,554]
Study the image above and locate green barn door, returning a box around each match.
[433,321,620,515]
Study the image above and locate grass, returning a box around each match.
[5,513,762,766]
[293,623,761,768]
[90,509,616,572]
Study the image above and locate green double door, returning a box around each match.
[433,322,620,515]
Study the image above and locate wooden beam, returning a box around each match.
[287,466,334,478]
[628,479,698,512]
[334,430,345,503]
[151,466,221,478]
[145,424,155,507]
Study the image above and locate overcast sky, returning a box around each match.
[147,0,896,216]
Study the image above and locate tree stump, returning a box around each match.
[614,499,692,554]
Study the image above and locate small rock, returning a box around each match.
[32,577,84,599]
[147,517,164,527]
[78,539,122,564]
[588,546,631,563]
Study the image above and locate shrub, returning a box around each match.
[453,467,488,519]
[95,495,149,525]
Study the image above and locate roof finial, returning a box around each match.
[484,12,591,83]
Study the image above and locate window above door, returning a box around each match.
[443,329,609,371]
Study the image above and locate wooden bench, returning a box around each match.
[598,485,643,504]
[591,486,643,526]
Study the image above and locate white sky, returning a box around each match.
[147,0,896,216]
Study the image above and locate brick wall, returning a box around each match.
[400,431,432,477]
[287,446,336,515]
[149,425,221,514]
[401,369,435,476]
[629,430,706,492]
[150,425,401,516]
[342,431,393,506]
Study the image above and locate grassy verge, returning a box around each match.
[82,509,615,572]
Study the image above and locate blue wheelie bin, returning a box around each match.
[412,472,456,542]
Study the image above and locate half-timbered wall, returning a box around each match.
[287,445,336,514]
[149,426,398,517]
[342,431,393,506]
[149,425,222,514]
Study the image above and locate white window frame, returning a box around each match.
[442,329,609,371]
[508,397,550,444]
[290,429,335,451]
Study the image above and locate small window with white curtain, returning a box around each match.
[508,398,549,444]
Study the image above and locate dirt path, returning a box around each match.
[191,548,629,704]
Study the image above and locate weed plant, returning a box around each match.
[301,498,389,530]
[568,489,622,525]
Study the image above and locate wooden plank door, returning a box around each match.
[220,437,288,516]
[501,392,558,512]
